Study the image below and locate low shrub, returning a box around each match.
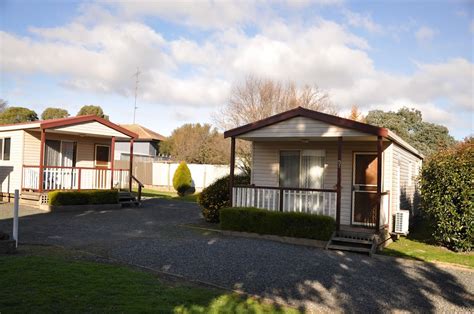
[220,207,335,241]
[173,161,193,196]
[420,138,473,252]
[48,190,119,206]
[198,174,250,223]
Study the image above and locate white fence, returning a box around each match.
[232,187,337,218]
[152,162,232,190]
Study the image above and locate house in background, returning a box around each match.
[115,124,166,162]
[225,107,423,253]
[0,115,141,206]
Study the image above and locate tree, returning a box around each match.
[347,105,365,122]
[214,76,338,174]
[365,107,455,156]
[214,76,337,130]
[0,99,7,112]
[420,138,473,251]
[0,107,38,124]
[77,105,108,119]
[41,107,70,120]
[163,123,229,164]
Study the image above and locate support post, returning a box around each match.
[13,189,19,248]
[129,138,134,191]
[336,136,342,231]
[110,136,115,189]
[376,136,383,230]
[38,129,46,192]
[229,137,236,206]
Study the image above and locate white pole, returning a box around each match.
[13,189,19,248]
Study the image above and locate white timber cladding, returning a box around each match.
[51,121,129,138]
[392,143,422,216]
[251,140,392,226]
[240,116,369,138]
[23,131,111,168]
[0,130,24,193]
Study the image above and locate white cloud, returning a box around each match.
[1,5,472,137]
[415,26,437,43]
[342,9,383,34]
[114,0,258,29]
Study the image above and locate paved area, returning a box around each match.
[1,199,473,313]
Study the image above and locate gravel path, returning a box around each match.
[1,199,473,313]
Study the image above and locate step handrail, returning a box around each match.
[131,175,144,203]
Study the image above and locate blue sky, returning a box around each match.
[1,0,473,139]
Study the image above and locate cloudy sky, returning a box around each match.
[1,0,473,138]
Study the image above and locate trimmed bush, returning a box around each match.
[198,174,250,223]
[48,190,119,206]
[220,207,335,241]
[173,161,193,196]
[420,139,473,252]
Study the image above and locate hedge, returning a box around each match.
[198,174,250,223]
[173,161,193,196]
[420,138,473,252]
[220,207,335,241]
[48,190,119,206]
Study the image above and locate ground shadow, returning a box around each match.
[1,200,472,313]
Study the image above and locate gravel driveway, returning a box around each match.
[1,199,473,313]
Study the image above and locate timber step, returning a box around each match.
[118,191,140,207]
[326,231,378,256]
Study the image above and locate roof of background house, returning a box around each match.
[0,115,137,138]
[224,106,423,159]
[119,124,166,141]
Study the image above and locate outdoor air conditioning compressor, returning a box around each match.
[394,210,410,235]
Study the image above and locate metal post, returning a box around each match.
[13,189,19,248]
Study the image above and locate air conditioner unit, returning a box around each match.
[394,210,410,234]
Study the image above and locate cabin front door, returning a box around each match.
[352,152,378,226]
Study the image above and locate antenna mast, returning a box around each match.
[132,67,141,124]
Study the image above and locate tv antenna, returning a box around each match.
[132,67,141,124]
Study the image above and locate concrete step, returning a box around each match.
[331,237,374,245]
[327,244,372,253]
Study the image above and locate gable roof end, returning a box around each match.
[224,107,389,138]
[223,106,423,159]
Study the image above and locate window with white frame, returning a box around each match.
[44,140,76,166]
[0,138,11,161]
[279,150,326,188]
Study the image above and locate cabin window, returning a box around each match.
[95,145,110,167]
[279,150,325,188]
[0,138,11,161]
[45,140,77,167]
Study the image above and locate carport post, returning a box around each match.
[229,137,236,206]
[110,136,115,189]
[336,136,342,231]
[129,138,134,191]
[38,128,46,192]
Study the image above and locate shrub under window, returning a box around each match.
[48,190,119,206]
[220,207,335,241]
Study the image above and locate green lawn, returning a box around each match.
[0,246,298,313]
[138,188,199,203]
[382,221,473,268]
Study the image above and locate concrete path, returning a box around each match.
[0,199,472,313]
